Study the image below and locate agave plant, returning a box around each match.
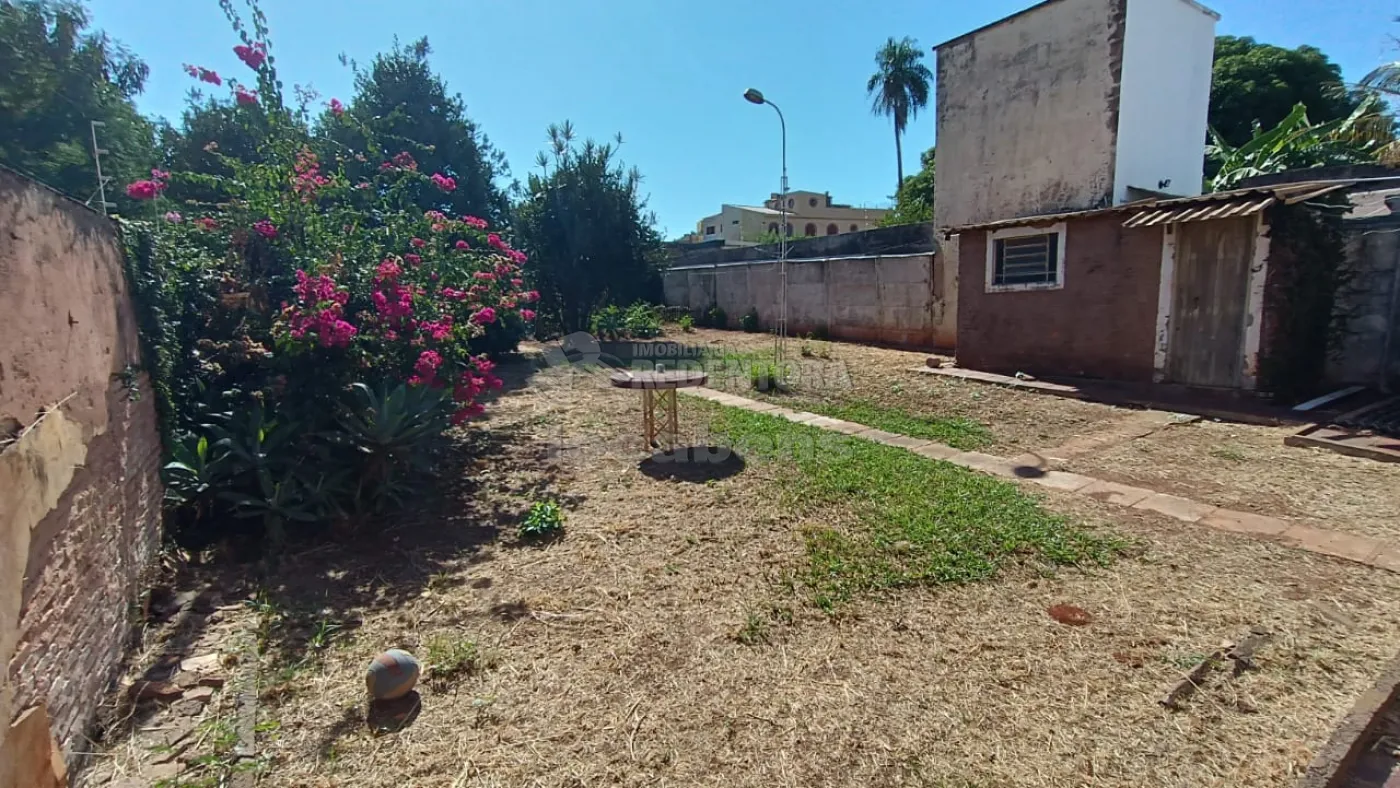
[331,382,454,513]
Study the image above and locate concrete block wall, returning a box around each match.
[1330,220,1400,386]
[662,253,946,349]
[0,167,164,768]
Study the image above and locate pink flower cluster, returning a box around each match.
[371,258,417,328]
[285,270,357,348]
[291,148,329,203]
[329,98,345,116]
[183,64,222,85]
[448,356,501,425]
[409,350,442,385]
[430,172,456,192]
[125,168,170,200]
[235,85,258,106]
[253,219,278,239]
[233,41,267,70]
[380,152,418,173]
[461,215,489,230]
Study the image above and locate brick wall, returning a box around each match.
[0,167,164,766]
[956,214,1164,381]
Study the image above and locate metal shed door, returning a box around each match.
[1165,217,1256,388]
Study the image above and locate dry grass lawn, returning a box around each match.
[86,347,1400,788]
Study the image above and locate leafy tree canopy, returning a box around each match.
[1210,35,1358,148]
[322,37,509,225]
[881,145,934,227]
[0,0,157,210]
[513,122,665,334]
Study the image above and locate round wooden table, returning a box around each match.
[609,370,708,450]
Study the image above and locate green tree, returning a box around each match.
[881,145,934,227]
[514,122,664,334]
[159,97,272,203]
[1209,36,1358,148]
[866,36,932,194]
[0,0,157,210]
[322,37,508,224]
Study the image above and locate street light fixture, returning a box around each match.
[742,87,789,375]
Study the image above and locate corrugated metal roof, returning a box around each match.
[949,181,1354,235]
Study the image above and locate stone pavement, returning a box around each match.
[684,387,1400,574]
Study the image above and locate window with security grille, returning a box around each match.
[993,233,1060,287]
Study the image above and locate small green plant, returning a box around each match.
[677,314,695,332]
[623,302,663,338]
[1209,445,1247,462]
[520,500,565,538]
[425,632,486,685]
[589,304,626,339]
[704,305,727,329]
[739,308,760,333]
[735,611,769,646]
[750,362,787,393]
[307,618,342,651]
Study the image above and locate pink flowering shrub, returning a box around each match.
[119,2,537,543]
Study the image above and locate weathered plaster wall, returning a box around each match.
[0,167,163,772]
[1112,0,1217,203]
[662,253,945,349]
[933,0,1126,233]
[1330,218,1400,386]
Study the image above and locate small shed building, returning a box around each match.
[950,182,1352,396]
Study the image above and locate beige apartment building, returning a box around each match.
[689,190,889,245]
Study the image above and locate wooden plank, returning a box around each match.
[1293,385,1366,412]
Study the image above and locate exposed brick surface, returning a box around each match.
[11,380,162,756]
[957,215,1165,381]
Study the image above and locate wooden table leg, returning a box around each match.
[642,389,655,450]
[661,388,678,450]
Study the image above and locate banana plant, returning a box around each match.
[1207,96,1390,191]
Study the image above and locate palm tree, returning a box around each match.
[867,36,933,194]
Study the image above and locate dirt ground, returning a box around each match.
[684,328,1400,544]
[85,347,1400,788]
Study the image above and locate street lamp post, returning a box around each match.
[743,88,789,376]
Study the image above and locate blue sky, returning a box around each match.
[89,0,1400,238]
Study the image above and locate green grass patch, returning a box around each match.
[800,399,994,451]
[706,406,1119,610]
